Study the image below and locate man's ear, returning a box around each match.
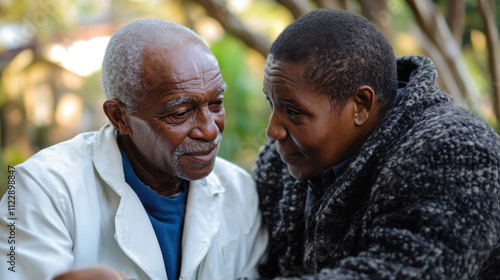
[352,85,375,126]
[103,99,132,135]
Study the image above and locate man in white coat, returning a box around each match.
[0,19,268,280]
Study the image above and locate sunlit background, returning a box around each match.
[1,0,499,195]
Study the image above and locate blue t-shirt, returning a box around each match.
[119,145,188,280]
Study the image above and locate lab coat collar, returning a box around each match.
[93,124,226,197]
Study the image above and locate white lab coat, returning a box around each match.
[0,123,268,280]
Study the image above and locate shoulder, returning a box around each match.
[17,130,98,179]
[210,157,261,225]
[213,156,252,180]
[381,103,500,196]
[211,157,256,199]
[212,157,254,191]
[12,127,117,204]
[412,103,500,152]
[373,98,500,192]
[7,130,104,230]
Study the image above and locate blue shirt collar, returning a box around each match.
[115,131,188,210]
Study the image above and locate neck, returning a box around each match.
[118,134,183,196]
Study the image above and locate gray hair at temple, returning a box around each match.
[101,19,202,113]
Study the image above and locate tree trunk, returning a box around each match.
[446,0,465,46]
[189,0,271,57]
[275,0,312,19]
[406,0,479,110]
[478,0,500,120]
[411,24,466,106]
[313,0,348,9]
[356,0,393,39]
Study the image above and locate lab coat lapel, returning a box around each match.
[114,185,167,280]
[94,124,167,280]
[180,175,224,278]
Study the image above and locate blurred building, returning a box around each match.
[0,22,115,168]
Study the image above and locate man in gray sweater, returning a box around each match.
[255,8,500,280]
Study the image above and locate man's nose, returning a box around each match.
[266,112,287,141]
[190,108,220,142]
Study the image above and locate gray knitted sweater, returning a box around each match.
[254,56,500,279]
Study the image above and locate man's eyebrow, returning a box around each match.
[164,96,197,111]
[278,97,305,109]
[209,83,227,101]
[217,84,227,94]
[279,97,297,104]
[163,84,226,110]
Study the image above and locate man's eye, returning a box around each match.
[286,106,300,116]
[170,110,190,119]
[209,99,224,111]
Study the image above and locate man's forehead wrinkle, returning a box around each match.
[264,72,295,84]
[158,75,223,96]
[158,75,209,92]
[265,64,297,84]
[165,67,221,85]
[203,69,223,87]
[164,77,204,86]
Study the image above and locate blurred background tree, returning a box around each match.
[0,0,499,196]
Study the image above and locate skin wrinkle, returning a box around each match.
[158,69,224,88]
[140,40,220,95]
[265,56,338,112]
[264,62,297,84]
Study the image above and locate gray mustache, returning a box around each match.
[174,133,223,155]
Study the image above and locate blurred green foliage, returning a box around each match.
[210,33,270,171]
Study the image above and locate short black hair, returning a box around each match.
[269,8,398,110]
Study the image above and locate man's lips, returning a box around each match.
[185,147,218,163]
[277,150,301,164]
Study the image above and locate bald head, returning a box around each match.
[102,19,205,112]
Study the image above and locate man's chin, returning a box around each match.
[178,157,216,181]
[287,164,313,180]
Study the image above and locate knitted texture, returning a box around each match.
[254,56,500,280]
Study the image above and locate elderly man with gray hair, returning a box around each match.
[0,19,268,280]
